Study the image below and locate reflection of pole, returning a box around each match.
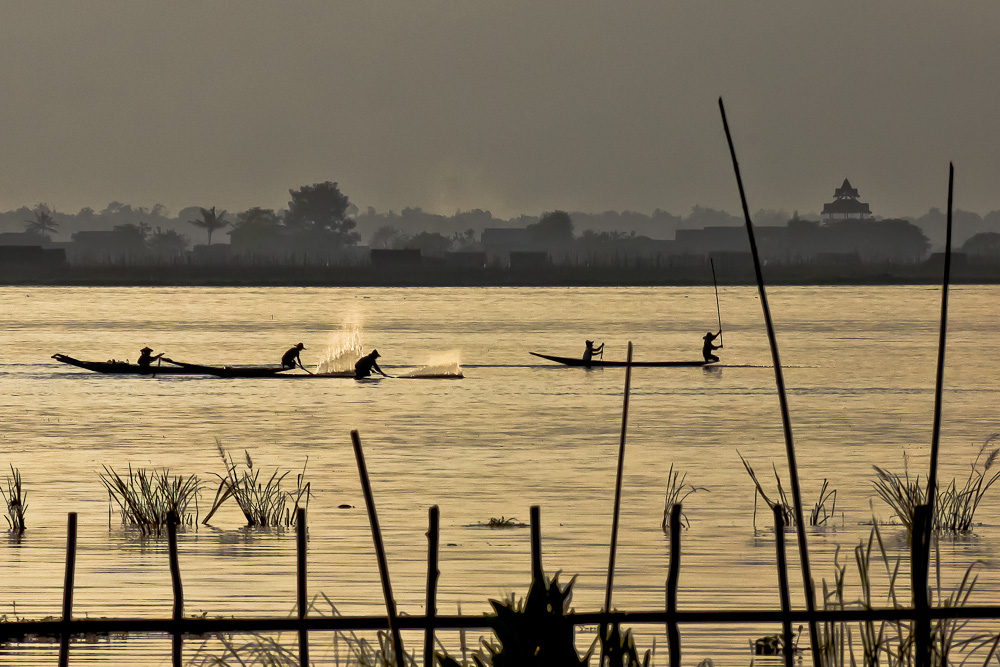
[711,258,723,347]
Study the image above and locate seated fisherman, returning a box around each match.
[354,349,388,379]
[138,346,164,368]
[583,340,604,363]
[281,343,305,369]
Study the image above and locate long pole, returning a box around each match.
[718,97,820,667]
[604,342,633,618]
[710,258,723,346]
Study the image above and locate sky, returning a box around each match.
[1,2,999,221]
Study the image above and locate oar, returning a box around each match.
[297,362,315,376]
[710,258,724,347]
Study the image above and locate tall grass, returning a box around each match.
[203,441,310,527]
[739,452,837,529]
[815,524,979,667]
[872,436,1000,534]
[100,465,200,535]
[0,465,26,533]
[661,464,707,531]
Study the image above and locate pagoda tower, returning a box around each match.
[822,179,872,221]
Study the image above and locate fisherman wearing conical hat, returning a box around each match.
[281,342,306,369]
[138,346,164,368]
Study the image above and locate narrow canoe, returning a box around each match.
[530,352,710,368]
[160,358,294,378]
[52,353,201,375]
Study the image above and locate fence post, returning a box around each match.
[352,430,405,667]
[666,504,682,667]
[167,511,184,667]
[530,505,543,583]
[424,506,440,667]
[58,512,77,667]
[912,504,932,667]
[772,504,793,667]
[297,507,309,667]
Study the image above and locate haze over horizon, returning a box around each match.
[2,2,998,220]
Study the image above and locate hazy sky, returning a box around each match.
[2,2,998,220]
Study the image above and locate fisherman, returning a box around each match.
[137,346,164,368]
[281,342,305,369]
[582,340,604,364]
[354,349,388,379]
[702,330,723,363]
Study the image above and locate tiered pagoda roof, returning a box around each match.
[822,179,872,219]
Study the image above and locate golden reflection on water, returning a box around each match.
[1,285,1000,665]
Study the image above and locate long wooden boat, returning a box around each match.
[52,353,204,375]
[160,358,294,378]
[530,352,711,368]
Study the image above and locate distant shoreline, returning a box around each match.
[2,264,998,287]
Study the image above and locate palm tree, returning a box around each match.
[24,209,59,239]
[187,206,228,245]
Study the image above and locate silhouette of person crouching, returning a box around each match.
[582,340,604,364]
[138,346,164,369]
[282,343,305,369]
[702,331,722,363]
[355,349,388,379]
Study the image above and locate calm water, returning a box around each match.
[2,285,1000,665]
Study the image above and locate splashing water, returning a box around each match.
[397,350,464,378]
[315,324,365,374]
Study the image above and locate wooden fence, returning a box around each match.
[3,500,1000,667]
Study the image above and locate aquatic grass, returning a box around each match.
[1,465,27,532]
[203,441,310,527]
[661,464,707,531]
[873,435,1000,534]
[739,452,837,529]
[812,524,980,667]
[100,464,200,535]
[484,516,527,528]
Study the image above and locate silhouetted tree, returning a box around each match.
[24,207,59,239]
[961,232,1000,256]
[527,210,574,246]
[188,206,229,245]
[147,227,189,258]
[285,181,359,247]
[370,225,406,249]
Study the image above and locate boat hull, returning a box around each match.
[530,352,710,367]
[52,354,201,375]
[161,359,293,378]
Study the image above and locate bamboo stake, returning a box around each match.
[666,504,682,667]
[167,511,184,667]
[424,506,440,667]
[603,342,634,653]
[297,507,309,667]
[352,430,405,666]
[530,505,543,583]
[772,505,793,667]
[58,512,77,667]
[927,163,954,513]
[718,97,820,666]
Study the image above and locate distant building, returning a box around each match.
[0,245,66,267]
[482,228,533,266]
[822,179,872,221]
[371,248,421,269]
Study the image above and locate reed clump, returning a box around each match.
[872,435,1000,534]
[815,524,978,667]
[100,464,200,535]
[203,441,310,527]
[739,451,837,529]
[1,465,26,533]
[661,463,707,531]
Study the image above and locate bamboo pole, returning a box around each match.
[167,511,184,667]
[602,342,634,657]
[424,506,440,667]
[352,430,406,666]
[718,97,820,666]
[666,504,682,667]
[58,512,77,667]
[530,505,543,583]
[297,507,309,667]
[926,164,954,514]
[772,505,793,667]
[604,342,634,615]
[710,258,723,347]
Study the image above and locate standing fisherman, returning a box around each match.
[702,331,722,363]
